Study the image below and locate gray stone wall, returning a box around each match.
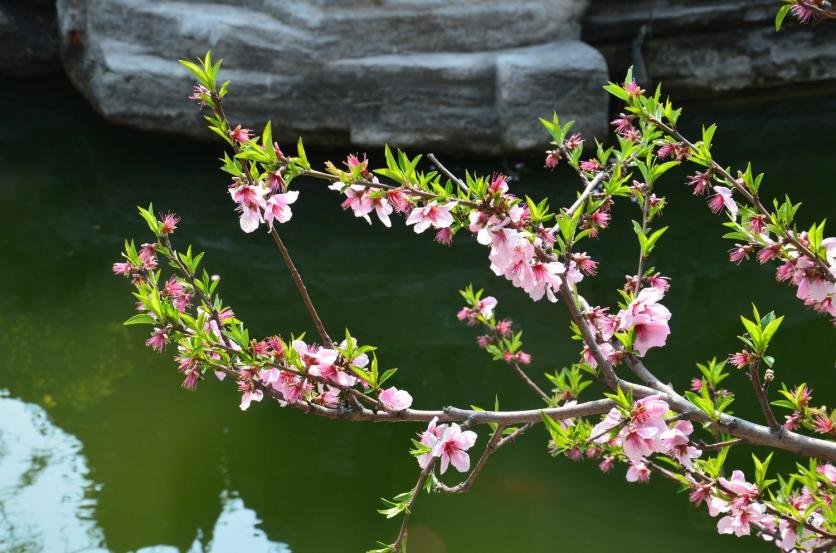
[4,0,836,152]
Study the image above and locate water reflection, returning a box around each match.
[0,392,290,553]
[0,390,106,552]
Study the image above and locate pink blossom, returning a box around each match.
[369,195,393,227]
[340,185,374,223]
[525,261,564,302]
[112,261,134,276]
[599,456,616,473]
[544,149,561,169]
[687,171,711,196]
[488,174,509,195]
[432,423,478,474]
[580,159,601,173]
[708,186,738,219]
[434,227,453,246]
[626,460,651,483]
[716,502,767,537]
[718,470,758,498]
[817,463,836,484]
[259,367,281,386]
[138,243,158,270]
[728,244,752,265]
[690,377,704,392]
[623,80,644,97]
[689,479,713,506]
[188,84,210,104]
[813,415,834,435]
[618,287,672,356]
[758,244,781,264]
[160,213,180,235]
[416,417,447,469]
[378,386,413,411]
[647,273,670,293]
[263,190,299,228]
[495,319,513,336]
[590,407,622,443]
[181,366,200,391]
[387,188,411,213]
[145,327,168,352]
[659,420,702,469]
[572,252,598,276]
[748,214,767,235]
[239,388,263,410]
[564,133,584,150]
[610,113,634,136]
[582,342,620,369]
[308,347,357,388]
[229,125,252,143]
[728,350,755,368]
[791,2,815,23]
[405,202,455,234]
[783,411,802,431]
[275,370,311,405]
[267,170,285,193]
[229,181,268,233]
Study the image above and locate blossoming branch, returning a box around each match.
[111,46,836,552]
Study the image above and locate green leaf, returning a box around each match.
[123,313,156,326]
[775,4,791,31]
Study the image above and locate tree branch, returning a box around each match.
[268,227,332,347]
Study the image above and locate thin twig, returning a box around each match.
[698,438,743,451]
[748,362,780,431]
[427,153,470,194]
[392,459,436,552]
[510,361,551,403]
[269,227,332,347]
[434,425,505,494]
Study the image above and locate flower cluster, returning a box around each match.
[591,395,702,480]
[415,417,478,474]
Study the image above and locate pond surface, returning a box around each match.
[0,75,833,553]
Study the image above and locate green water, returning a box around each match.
[0,76,833,553]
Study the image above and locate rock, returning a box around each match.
[584,0,836,97]
[55,0,608,153]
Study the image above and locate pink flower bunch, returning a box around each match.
[686,171,712,196]
[707,186,738,219]
[617,287,672,356]
[775,239,836,317]
[406,201,456,234]
[416,417,478,474]
[456,295,498,324]
[331,182,393,227]
[229,177,300,233]
[293,339,359,388]
[705,471,768,538]
[486,227,566,302]
[591,395,701,478]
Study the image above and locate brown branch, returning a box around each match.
[268,227,332,347]
[392,459,435,552]
[510,361,552,403]
[434,425,505,494]
[427,153,470,194]
[748,363,780,431]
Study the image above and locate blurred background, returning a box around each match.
[1,1,835,552]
